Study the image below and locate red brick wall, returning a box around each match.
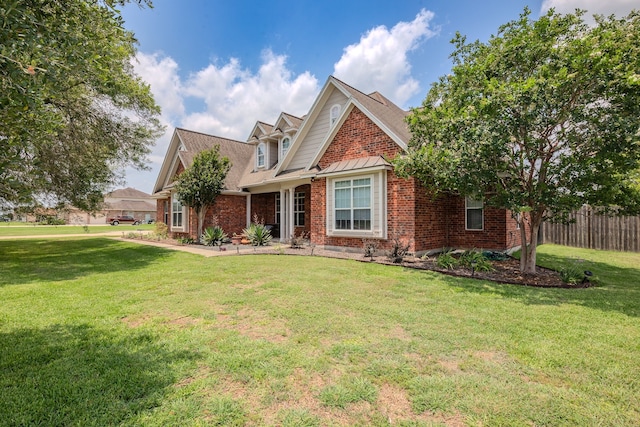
[318,108,402,169]
[251,193,277,225]
[444,196,514,250]
[194,195,248,237]
[314,107,416,251]
[311,106,521,253]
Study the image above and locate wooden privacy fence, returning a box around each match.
[542,205,640,252]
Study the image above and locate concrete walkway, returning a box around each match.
[113,237,281,257]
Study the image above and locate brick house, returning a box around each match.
[153,76,523,253]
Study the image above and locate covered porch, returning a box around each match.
[248,182,311,242]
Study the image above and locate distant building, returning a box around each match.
[66,187,157,224]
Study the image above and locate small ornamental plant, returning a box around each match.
[243,214,272,246]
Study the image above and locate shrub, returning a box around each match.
[176,236,195,245]
[290,231,309,249]
[243,215,272,246]
[154,222,168,239]
[559,262,585,284]
[362,239,379,260]
[202,225,227,247]
[459,249,494,272]
[386,235,411,263]
[436,250,458,269]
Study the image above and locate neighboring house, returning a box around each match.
[66,187,157,224]
[153,76,523,254]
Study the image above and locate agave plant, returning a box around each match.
[201,225,227,247]
[243,215,272,246]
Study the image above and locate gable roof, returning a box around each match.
[153,128,253,195]
[275,76,410,175]
[106,187,151,199]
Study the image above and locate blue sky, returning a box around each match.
[119,0,637,193]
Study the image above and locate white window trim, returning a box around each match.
[280,137,291,161]
[329,104,341,126]
[171,194,188,232]
[465,196,484,231]
[327,173,385,238]
[256,142,266,169]
[294,191,305,227]
[275,193,280,224]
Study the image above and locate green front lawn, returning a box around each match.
[0,223,154,236]
[0,240,637,426]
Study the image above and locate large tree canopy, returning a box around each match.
[174,146,231,240]
[394,8,640,273]
[0,0,163,211]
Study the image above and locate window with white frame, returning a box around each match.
[172,197,184,229]
[334,178,371,230]
[257,142,266,168]
[275,193,280,224]
[281,137,290,160]
[465,197,484,230]
[294,192,305,226]
[330,104,341,126]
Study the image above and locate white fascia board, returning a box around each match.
[246,122,267,141]
[306,101,355,170]
[152,129,180,194]
[305,97,407,171]
[275,77,350,175]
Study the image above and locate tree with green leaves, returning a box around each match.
[0,0,163,211]
[394,8,640,274]
[174,146,231,240]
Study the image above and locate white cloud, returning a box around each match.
[127,50,320,191]
[133,53,184,121]
[333,9,437,107]
[183,50,318,140]
[125,11,439,191]
[541,0,638,19]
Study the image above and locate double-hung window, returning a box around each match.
[172,198,184,229]
[465,197,484,230]
[257,143,266,168]
[334,178,371,230]
[294,192,305,226]
[281,137,290,160]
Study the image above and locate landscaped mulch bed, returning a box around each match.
[270,246,582,289]
[124,236,585,288]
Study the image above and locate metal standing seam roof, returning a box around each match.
[316,156,392,175]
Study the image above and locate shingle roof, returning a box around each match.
[104,200,156,212]
[106,187,151,199]
[175,128,253,192]
[282,112,304,128]
[332,76,411,144]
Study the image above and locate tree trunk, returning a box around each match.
[196,207,206,242]
[519,215,542,274]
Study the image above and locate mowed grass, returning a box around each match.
[0,239,638,426]
[0,223,154,236]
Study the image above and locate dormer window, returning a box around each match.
[257,142,266,168]
[281,137,291,160]
[330,104,341,126]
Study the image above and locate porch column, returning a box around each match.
[279,189,287,242]
[288,187,295,240]
[246,194,251,228]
